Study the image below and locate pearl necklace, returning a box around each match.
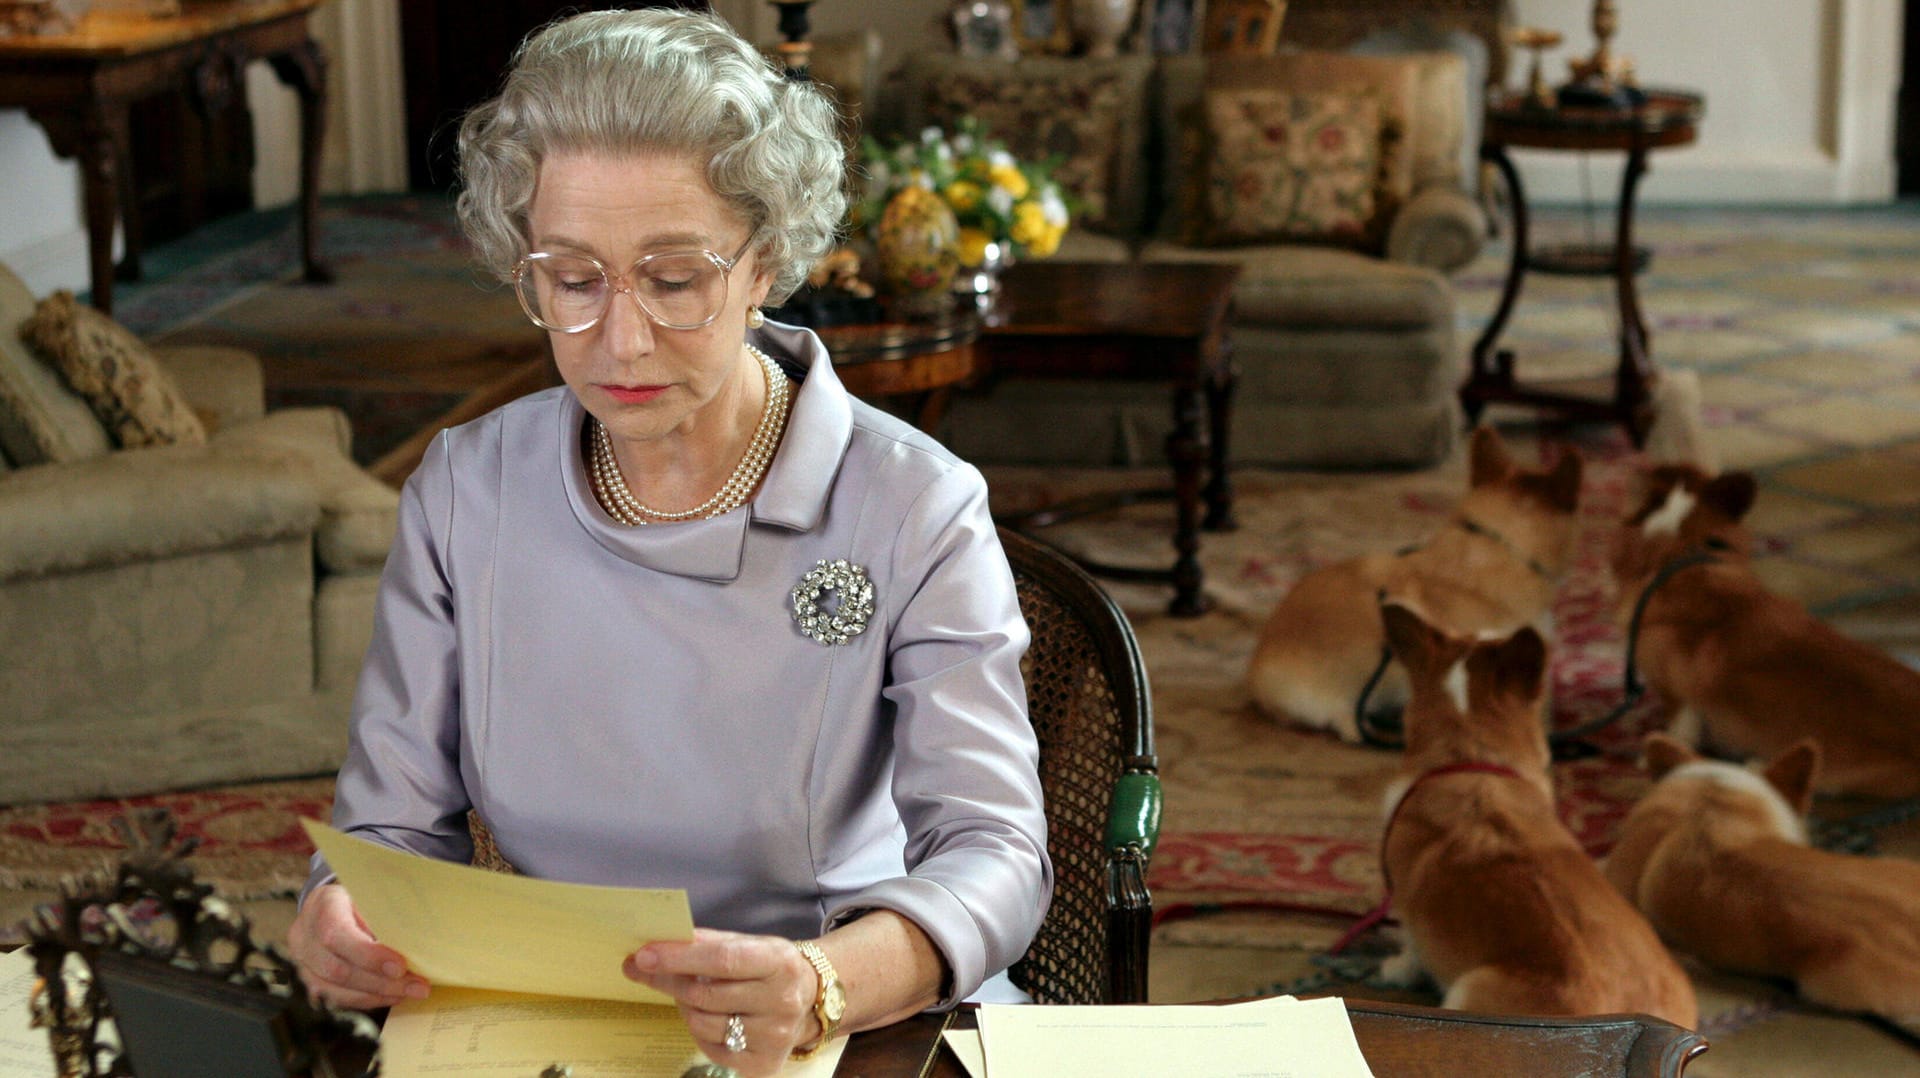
[587,346,791,525]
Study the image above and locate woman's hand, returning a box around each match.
[624,928,820,1077]
[286,882,431,1009]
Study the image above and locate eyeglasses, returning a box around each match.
[512,236,754,333]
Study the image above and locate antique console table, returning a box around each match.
[1462,87,1703,444]
[0,0,332,315]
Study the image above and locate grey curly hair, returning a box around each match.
[455,8,847,305]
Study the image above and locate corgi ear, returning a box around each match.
[1468,426,1513,488]
[1473,625,1548,698]
[1702,472,1757,522]
[1763,739,1821,817]
[1642,733,1699,779]
[1539,448,1584,514]
[1380,600,1443,671]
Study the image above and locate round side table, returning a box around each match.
[1463,87,1704,444]
[814,312,984,434]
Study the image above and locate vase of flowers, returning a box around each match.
[858,119,1070,312]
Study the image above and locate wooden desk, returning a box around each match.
[0,0,332,315]
[982,261,1241,618]
[1463,88,1704,444]
[842,1000,1709,1076]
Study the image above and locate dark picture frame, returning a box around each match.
[1011,0,1073,54]
[1148,0,1199,53]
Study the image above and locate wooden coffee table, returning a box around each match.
[982,261,1241,617]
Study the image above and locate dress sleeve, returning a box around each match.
[302,433,472,903]
[826,462,1052,1006]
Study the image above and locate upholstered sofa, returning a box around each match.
[0,267,397,804]
[882,44,1488,469]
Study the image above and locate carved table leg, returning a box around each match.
[1463,141,1530,424]
[1614,142,1657,445]
[268,38,334,284]
[1165,383,1209,617]
[1201,347,1237,533]
[30,101,128,314]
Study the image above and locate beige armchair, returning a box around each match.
[0,266,396,804]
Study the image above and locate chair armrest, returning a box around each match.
[1105,844,1152,1003]
[1385,185,1487,273]
[1106,770,1163,862]
[0,445,318,582]
[152,345,267,430]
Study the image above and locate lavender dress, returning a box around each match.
[308,322,1051,1005]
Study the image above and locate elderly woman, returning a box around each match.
[286,9,1050,1074]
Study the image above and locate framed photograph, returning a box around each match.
[1010,0,1072,55]
[1148,0,1199,54]
[951,0,1020,61]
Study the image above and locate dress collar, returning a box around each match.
[556,321,852,581]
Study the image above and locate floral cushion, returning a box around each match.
[1192,88,1386,247]
[921,69,1132,233]
[20,291,207,449]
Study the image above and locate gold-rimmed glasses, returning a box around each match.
[512,236,754,333]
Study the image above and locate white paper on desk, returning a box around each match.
[975,995,1374,1078]
[378,987,847,1078]
[0,949,57,1078]
[303,820,693,1005]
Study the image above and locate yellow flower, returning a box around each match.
[1010,200,1049,248]
[944,180,983,213]
[956,228,992,267]
[1028,223,1065,258]
[988,164,1030,200]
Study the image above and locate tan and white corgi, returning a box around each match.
[1608,734,1920,1036]
[1374,603,1698,1027]
[1248,427,1583,744]
[1611,465,1920,797]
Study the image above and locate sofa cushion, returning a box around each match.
[1158,51,1421,252]
[0,266,112,467]
[1138,240,1452,330]
[151,344,267,433]
[906,53,1155,237]
[20,291,208,449]
[1193,88,1384,246]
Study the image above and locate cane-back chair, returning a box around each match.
[998,525,1161,1005]
[469,527,1162,1005]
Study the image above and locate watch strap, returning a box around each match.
[791,940,842,1060]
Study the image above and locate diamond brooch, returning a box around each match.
[791,559,874,646]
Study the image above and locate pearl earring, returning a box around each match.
[746,306,765,329]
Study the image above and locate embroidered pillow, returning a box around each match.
[1193,88,1385,247]
[20,291,208,449]
[922,69,1131,233]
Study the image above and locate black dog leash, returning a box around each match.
[1354,546,1723,755]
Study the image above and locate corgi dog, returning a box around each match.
[1607,735,1920,1036]
[1248,426,1583,743]
[1611,465,1920,797]
[1374,603,1698,1027]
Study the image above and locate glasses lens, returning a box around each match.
[518,255,608,331]
[633,252,728,329]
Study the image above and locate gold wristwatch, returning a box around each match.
[791,940,846,1060]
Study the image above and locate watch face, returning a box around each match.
[822,980,848,1022]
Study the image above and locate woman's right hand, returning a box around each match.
[286,882,430,1009]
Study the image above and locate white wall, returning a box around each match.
[1507,0,1902,204]
[3,0,1902,293]
[0,0,406,295]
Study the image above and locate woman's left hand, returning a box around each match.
[624,927,821,1077]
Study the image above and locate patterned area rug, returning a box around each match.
[0,779,333,902]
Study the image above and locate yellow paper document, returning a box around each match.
[302,820,694,1005]
[378,987,846,1078]
[0,949,58,1078]
[973,995,1374,1078]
